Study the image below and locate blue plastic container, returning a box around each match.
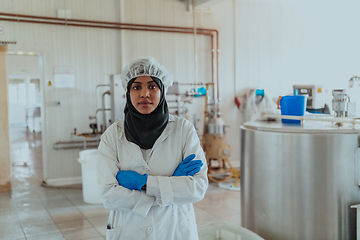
[280,95,307,124]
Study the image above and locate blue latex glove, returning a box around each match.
[172,154,203,177]
[116,170,148,191]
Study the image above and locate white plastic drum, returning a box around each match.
[198,222,264,240]
[78,149,102,204]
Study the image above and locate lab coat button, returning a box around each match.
[147,227,153,232]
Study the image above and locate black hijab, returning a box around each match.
[124,77,169,150]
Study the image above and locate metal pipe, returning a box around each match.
[96,108,111,114]
[53,140,99,150]
[102,91,110,130]
[0,12,219,33]
[53,142,98,150]
[178,83,208,85]
[95,84,110,112]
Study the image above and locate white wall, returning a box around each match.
[3,0,360,182]
[0,0,125,182]
[210,0,360,162]
[0,0,215,183]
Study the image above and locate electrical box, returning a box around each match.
[293,85,324,109]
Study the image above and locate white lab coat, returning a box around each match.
[97,114,208,240]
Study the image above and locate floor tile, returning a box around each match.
[77,205,109,219]
[67,196,86,206]
[17,208,50,219]
[0,225,25,240]
[23,223,60,237]
[0,202,18,216]
[10,189,34,200]
[94,225,107,236]
[87,236,105,240]
[61,189,83,199]
[12,200,46,212]
[0,213,21,225]
[217,214,241,227]
[56,218,92,232]
[26,232,65,240]
[195,193,241,218]
[0,192,10,198]
[41,198,75,210]
[35,188,63,198]
[49,206,85,224]
[18,210,55,228]
[194,206,218,226]
[61,227,102,240]
[87,215,108,227]
[206,182,229,194]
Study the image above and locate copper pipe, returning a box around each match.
[0,12,220,99]
[0,12,217,33]
[0,17,213,35]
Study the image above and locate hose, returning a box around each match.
[207,158,240,185]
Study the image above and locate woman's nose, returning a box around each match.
[140,88,150,97]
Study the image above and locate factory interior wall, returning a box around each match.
[0,0,215,184]
[2,0,360,184]
[0,45,11,192]
[210,0,360,162]
[0,0,125,183]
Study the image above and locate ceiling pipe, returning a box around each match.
[0,12,220,101]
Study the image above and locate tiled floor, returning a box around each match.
[1,127,241,240]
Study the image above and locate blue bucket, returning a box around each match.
[280,95,307,124]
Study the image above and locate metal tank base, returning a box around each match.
[240,121,360,240]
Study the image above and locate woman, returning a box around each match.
[97,57,208,240]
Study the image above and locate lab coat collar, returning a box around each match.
[116,115,175,167]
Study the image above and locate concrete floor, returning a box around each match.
[0,127,241,240]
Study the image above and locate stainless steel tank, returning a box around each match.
[240,121,360,240]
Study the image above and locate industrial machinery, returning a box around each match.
[240,121,360,240]
[332,89,356,117]
[89,74,126,132]
[202,83,239,184]
[293,85,325,112]
[166,82,194,118]
[54,75,125,150]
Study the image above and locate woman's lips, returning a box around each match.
[139,102,151,107]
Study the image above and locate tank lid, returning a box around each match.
[242,121,360,134]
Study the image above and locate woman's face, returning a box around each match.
[129,76,161,114]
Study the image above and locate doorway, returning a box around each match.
[7,53,45,188]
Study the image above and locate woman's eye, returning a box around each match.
[132,86,140,90]
[149,85,157,90]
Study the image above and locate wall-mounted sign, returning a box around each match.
[53,66,75,88]
[0,27,4,35]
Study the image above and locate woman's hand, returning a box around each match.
[116,170,148,191]
[172,154,203,177]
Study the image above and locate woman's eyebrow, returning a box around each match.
[133,81,155,84]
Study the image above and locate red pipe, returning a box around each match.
[0,12,220,99]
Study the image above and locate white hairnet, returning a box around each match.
[120,57,173,93]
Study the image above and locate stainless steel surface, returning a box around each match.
[332,89,349,117]
[205,116,225,135]
[101,91,110,130]
[240,122,360,240]
[243,121,360,133]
